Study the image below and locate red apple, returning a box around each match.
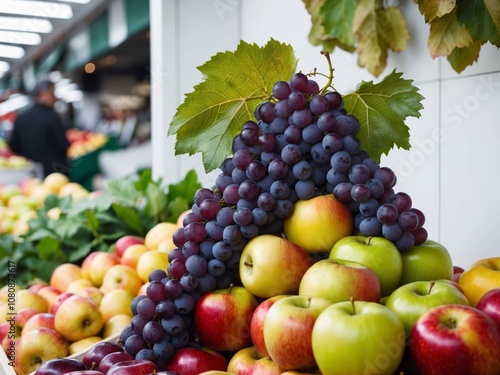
[115,235,145,258]
[50,291,74,315]
[411,304,500,374]
[22,312,56,334]
[250,295,291,358]
[33,357,86,374]
[452,265,465,283]
[28,279,49,293]
[82,341,124,370]
[38,286,62,310]
[476,288,500,327]
[194,285,259,352]
[167,347,228,375]
[97,351,134,373]
[107,359,158,375]
[227,346,284,375]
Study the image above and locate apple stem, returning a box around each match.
[307,296,312,308]
[428,281,435,295]
[229,283,234,293]
[244,261,253,268]
[366,236,372,245]
[350,296,356,315]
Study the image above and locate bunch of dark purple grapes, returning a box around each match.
[120,71,427,367]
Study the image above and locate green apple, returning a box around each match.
[312,300,405,375]
[398,240,453,286]
[299,258,381,303]
[329,236,403,297]
[264,295,333,370]
[240,235,313,299]
[385,280,470,336]
[283,194,353,254]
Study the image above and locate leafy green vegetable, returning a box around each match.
[168,39,298,173]
[343,70,425,162]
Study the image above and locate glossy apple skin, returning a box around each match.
[458,257,500,306]
[476,288,500,327]
[239,234,313,299]
[49,291,74,315]
[410,304,500,375]
[250,295,291,358]
[167,347,228,375]
[97,351,134,373]
[385,280,470,335]
[194,286,259,352]
[329,235,403,297]
[82,341,124,370]
[398,240,454,285]
[264,295,333,370]
[107,359,158,375]
[299,258,381,303]
[283,194,353,254]
[115,235,145,257]
[227,346,284,375]
[22,312,56,335]
[33,357,86,374]
[54,295,103,342]
[312,301,405,375]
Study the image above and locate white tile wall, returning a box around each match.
[158,0,500,268]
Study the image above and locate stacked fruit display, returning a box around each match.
[66,129,108,159]
[2,67,500,375]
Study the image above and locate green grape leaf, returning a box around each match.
[320,0,357,49]
[447,40,482,73]
[354,0,388,77]
[428,8,473,58]
[456,0,500,47]
[343,70,425,162]
[168,39,298,173]
[416,0,456,23]
[377,7,410,52]
[303,0,328,46]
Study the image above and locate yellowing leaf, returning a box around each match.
[303,0,327,46]
[447,40,482,73]
[428,8,473,58]
[168,39,297,173]
[343,70,425,161]
[415,0,456,23]
[377,6,410,52]
[354,0,387,77]
[456,0,500,47]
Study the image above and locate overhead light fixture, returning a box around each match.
[0,61,10,73]
[0,44,24,59]
[0,17,53,34]
[0,1,73,19]
[0,30,41,46]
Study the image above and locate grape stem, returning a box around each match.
[319,51,335,95]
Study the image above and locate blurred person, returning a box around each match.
[8,80,70,177]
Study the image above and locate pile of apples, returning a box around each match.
[0,172,90,236]
[0,138,30,170]
[65,129,108,159]
[0,221,180,375]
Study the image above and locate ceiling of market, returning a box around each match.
[0,0,151,86]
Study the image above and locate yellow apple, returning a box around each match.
[102,313,132,338]
[157,237,177,256]
[459,257,500,306]
[99,289,134,323]
[21,312,56,335]
[43,172,70,194]
[88,252,121,287]
[283,194,353,254]
[144,222,178,250]
[54,295,103,342]
[58,182,86,197]
[74,286,104,307]
[68,335,103,355]
[136,250,169,283]
[66,279,94,294]
[50,263,83,292]
[120,243,149,269]
[81,251,99,281]
[16,289,49,313]
[37,286,61,311]
[176,209,191,227]
[14,328,68,375]
[46,207,62,220]
[28,184,54,207]
[100,264,143,295]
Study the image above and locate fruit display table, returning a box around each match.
[69,136,120,191]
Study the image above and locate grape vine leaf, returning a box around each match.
[343,70,425,162]
[456,0,500,47]
[354,0,388,77]
[428,8,473,58]
[377,7,410,52]
[447,40,482,73]
[415,0,456,23]
[168,39,298,173]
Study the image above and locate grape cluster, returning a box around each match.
[120,71,427,367]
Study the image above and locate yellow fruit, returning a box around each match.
[68,335,103,355]
[136,250,169,283]
[43,172,70,194]
[144,222,178,250]
[99,289,134,323]
[102,314,132,338]
[157,237,176,256]
[458,257,500,306]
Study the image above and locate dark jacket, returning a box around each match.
[8,103,70,177]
